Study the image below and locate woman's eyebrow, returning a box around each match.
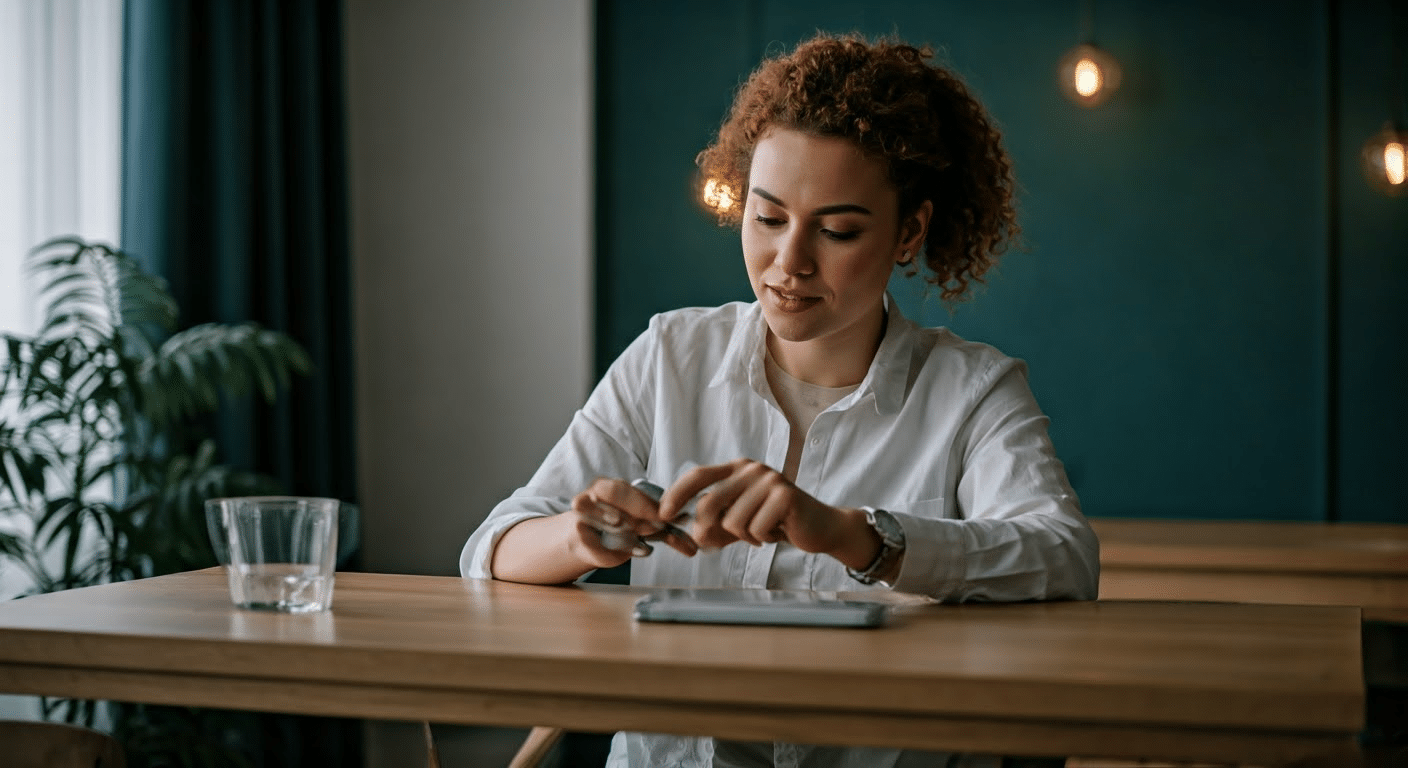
[751,187,872,217]
[813,202,871,216]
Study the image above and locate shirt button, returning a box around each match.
[810,437,821,446]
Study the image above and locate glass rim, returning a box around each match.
[205,495,343,506]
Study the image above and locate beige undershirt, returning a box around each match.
[763,352,858,589]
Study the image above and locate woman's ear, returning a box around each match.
[898,200,933,263]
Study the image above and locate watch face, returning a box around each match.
[871,509,905,548]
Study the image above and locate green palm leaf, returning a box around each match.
[0,529,21,562]
[28,237,179,342]
[3,236,312,598]
[139,323,312,425]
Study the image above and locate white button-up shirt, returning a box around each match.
[460,299,1099,767]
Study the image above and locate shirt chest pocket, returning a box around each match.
[892,497,950,521]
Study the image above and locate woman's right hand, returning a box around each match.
[567,477,699,568]
[492,477,700,584]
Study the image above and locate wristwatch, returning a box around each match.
[846,507,905,586]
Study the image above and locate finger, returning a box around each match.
[690,460,784,548]
[572,509,655,558]
[746,485,791,544]
[660,462,735,521]
[719,494,763,546]
[656,527,699,557]
[589,476,665,528]
[688,460,759,530]
[572,519,634,565]
[718,475,787,546]
[690,519,737,550]
[579,480,665,542]
[642,517,699,544]
[571,493,631,534]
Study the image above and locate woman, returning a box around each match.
[462,32,1098,767]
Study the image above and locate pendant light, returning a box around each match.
[1059,0,1121,107]
[1360,5,1407,196]
[1362,124,1407,195]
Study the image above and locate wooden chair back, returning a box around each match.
[0,720,126,768]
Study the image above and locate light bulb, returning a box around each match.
[1073,58,1103,97]
[1385,142,1405,186]
[1361,124,1408,196]
[1059,43,1121,107]
[701,178,736,213]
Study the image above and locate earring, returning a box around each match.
[899,250,911,265]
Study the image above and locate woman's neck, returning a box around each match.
[765,305,887,388]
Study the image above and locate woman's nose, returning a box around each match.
[775,230,815,276]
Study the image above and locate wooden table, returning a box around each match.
[1092,518,1408,623]
[0,569,1366,766]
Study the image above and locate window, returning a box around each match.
[0,0,123,692]
[0,0,123,338]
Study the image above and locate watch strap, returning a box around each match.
[846,507,905,586]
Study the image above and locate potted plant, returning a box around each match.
[0,236,315,763]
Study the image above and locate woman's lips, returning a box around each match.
[767,285,821,313]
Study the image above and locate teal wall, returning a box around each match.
[595,0,1407,524]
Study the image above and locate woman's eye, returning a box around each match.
[822,229,860,242]
[754,215,785,227]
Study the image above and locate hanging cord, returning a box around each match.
[1078,0,1096,45]
[1392,0,1405,125]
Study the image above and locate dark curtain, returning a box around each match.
[119,1,359,766]
[120,0,356,505]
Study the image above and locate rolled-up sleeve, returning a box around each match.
[890,362,1100,602]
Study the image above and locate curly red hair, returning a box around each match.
[696,32,1019,301]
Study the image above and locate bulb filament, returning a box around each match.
[1074,58,1102,98]
[1385,142,1406,186]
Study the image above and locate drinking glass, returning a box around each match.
[205,496,339,613]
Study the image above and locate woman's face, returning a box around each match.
[742,128,923,365]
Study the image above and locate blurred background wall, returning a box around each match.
[596,0,1408,526]
[347,0,592,579]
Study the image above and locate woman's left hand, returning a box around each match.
[658,459,862,556]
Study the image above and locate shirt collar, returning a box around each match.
[708,301,769,394]
[708,294,917,416]
[860,294,916,416]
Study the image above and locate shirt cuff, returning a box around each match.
[887,512,967,598]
